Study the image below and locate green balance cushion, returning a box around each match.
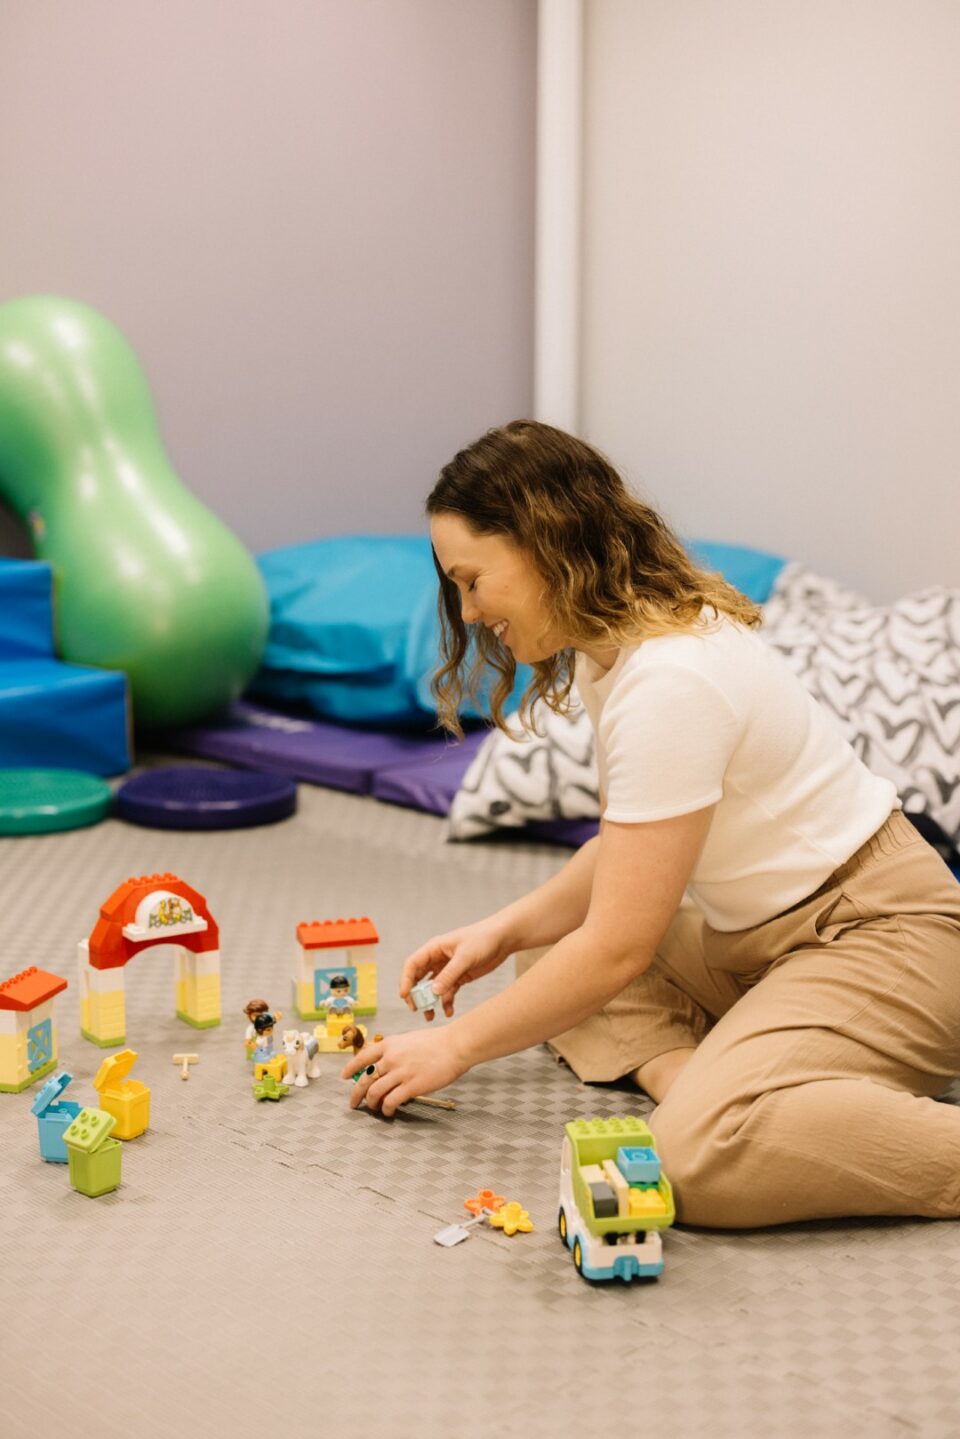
[0,769,113,834]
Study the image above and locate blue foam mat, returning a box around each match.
[0,557,56,659]
[0,657,130,775]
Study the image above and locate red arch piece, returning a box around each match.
[87,873,220,971]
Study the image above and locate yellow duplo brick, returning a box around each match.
[88,1015,125,1043]
[253,1054,287,1082]
[628,1188,667,1217]
[188,975,220,1023]
[93,993,125,1023]
[356,962,377,1009]
[296,982,313,1014]
[0,1031,26,1074]
[196,973,220,1003]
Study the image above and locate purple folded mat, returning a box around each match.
[528,817,599,847]
[168,700,480,798]
[372,737,486,816]
[377,758,598,844]
[168,699,594,847]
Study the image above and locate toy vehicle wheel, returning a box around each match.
[573,1237,584,1275]
[558,1206,568,1244]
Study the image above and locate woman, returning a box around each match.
[342,420,960,1228]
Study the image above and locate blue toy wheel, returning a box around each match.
[116,765,297,830]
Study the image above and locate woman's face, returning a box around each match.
[430,512,565,664]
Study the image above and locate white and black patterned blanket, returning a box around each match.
[448,564,960,846]
[760,563,960,846]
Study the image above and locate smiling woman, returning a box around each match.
[430,513,562,666]
[342,419,960,1235]
[424,419,757,738]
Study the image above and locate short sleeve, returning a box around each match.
[598,662,741,822]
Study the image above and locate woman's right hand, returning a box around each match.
[399,917,514,1020]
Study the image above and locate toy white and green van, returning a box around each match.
[558,1116,675,1282]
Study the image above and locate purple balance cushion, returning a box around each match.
[117,765,297,830]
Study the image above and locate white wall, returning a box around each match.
[0,0,536,557]
[581,1,960,601]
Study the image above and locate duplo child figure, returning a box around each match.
[243,999,271,1060]
[326,976,356,1016]
[342,420,960,1229]
[249,1010,280,1066]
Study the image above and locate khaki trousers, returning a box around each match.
[516,810,960,1228]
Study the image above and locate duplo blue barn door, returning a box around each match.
[28,1017,52,1072]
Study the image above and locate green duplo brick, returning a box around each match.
[63,1107,122,1197]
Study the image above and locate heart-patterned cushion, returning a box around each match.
[447,702,599,840]
[762,564,960,845]
[447,564,960,848]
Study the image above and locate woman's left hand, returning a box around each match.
[341,1026,468,1116]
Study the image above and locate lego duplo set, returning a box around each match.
[293,916,378,1024]
[78,872,221,1048]
[30,1048,150,1197]
[0,966,69,1094]
[4,877,678,1282]
[558,1116,675,1283]
[3,880,391,1193]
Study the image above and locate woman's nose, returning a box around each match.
[461,597,481,625]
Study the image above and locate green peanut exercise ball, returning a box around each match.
[0,296,269,728]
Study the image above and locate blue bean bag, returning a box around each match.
[251,536,533,725]
[250,535,785,727]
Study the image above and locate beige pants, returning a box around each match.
[517,810,960,1228]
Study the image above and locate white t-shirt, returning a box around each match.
[575,614,899,932]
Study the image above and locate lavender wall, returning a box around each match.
[0,0,536,557]
[581,0,960,601]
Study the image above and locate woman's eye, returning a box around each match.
[467,579,477,593]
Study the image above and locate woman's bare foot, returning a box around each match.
[631,1046,697,1103]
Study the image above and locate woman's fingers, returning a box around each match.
[347,1064,377,1110]
[342,1039,408,1115]
[339,1038,383,1082]
[354,1063,412,1118]
[399,941,450,1005]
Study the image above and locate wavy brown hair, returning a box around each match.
[426,420,761,737]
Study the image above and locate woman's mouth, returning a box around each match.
[491,619,508,641]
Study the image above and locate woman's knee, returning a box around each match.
[649,1101,743,1227]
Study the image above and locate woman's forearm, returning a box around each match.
[449,918,648,1068]
[490,834,601,952]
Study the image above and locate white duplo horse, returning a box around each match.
[282,1030,321,1086]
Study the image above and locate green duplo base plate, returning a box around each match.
[0,769,114,835]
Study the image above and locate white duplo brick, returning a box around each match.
[86,964,126,994]
[31,999,55,1028]
[293,946,311,984]
[190,949,221,979]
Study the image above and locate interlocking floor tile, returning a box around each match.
[1,773,960,1437]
